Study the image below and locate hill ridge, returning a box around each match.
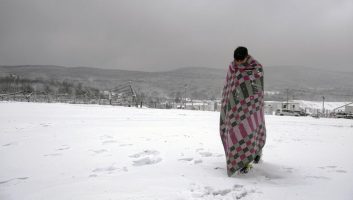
[1,65,352,101]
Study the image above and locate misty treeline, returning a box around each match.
[0,75,204,107]
[0,75,109,103]
[2,74,351,106]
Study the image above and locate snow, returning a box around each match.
[1,102,353,200]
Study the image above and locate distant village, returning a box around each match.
[150,99,353,119]
[1,89,352,120]
[1,75,352,119]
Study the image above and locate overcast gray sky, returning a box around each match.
[0,0,352,72]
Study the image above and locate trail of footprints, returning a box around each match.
[318,165,347,174]
[178,148,223,165]
[304,165,347,180]
[90,135,164,177]
[0,177,29,185]
[89,149,162,177]
[89,165,129,178]
[43,145,71,157]
[189,183,256,199]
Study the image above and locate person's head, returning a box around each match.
[234,46,248,65]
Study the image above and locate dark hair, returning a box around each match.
[234,46,248,61]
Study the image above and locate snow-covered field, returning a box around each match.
[1,102,353,200]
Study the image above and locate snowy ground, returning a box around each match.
[1,102,353,200]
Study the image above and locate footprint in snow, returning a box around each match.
[44,153,62,157]
[335,170,347,173]
[92,166,117,173]
[318,166,347,174]
[305,176,330,180]
[196,149,224,158]
[44,145,70,156]
[92,149,107,154]
[119,144,133,147]
[0,177,29,185]
[130,150,162,166]
[178,158,194,162]
[199,152,212,157]
[179,157,205,164]
[214,167,225,170]
[100,135,114,139]
[282,167,294,173]
[56,145,70,151]
[89,166,128,177]
[40,123,51,127]
[2,142,16,147]
[324,166,337,169]
[195,148,204,152]
[102,140,118,145]
[129,150,160,158]
[194,159,203,164]
[133,157,162,166]
[189,183,254,199]
[89,174,98,178]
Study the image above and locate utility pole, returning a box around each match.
[286,89,289,110]
[109,91,112,105]
[184,84,187,109]
[322,96,325,117]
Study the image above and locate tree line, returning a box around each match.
[0,75,180,107]
[0,75,101,103]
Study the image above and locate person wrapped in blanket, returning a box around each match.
[220,46,266,176]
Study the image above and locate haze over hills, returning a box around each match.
[1,65,352,101]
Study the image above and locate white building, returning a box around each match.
[264,101,302,115]
[184,100,220,111]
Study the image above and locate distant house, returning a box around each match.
[265,101,301,115]
[184,100,220,111]
[281,101,301,111]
